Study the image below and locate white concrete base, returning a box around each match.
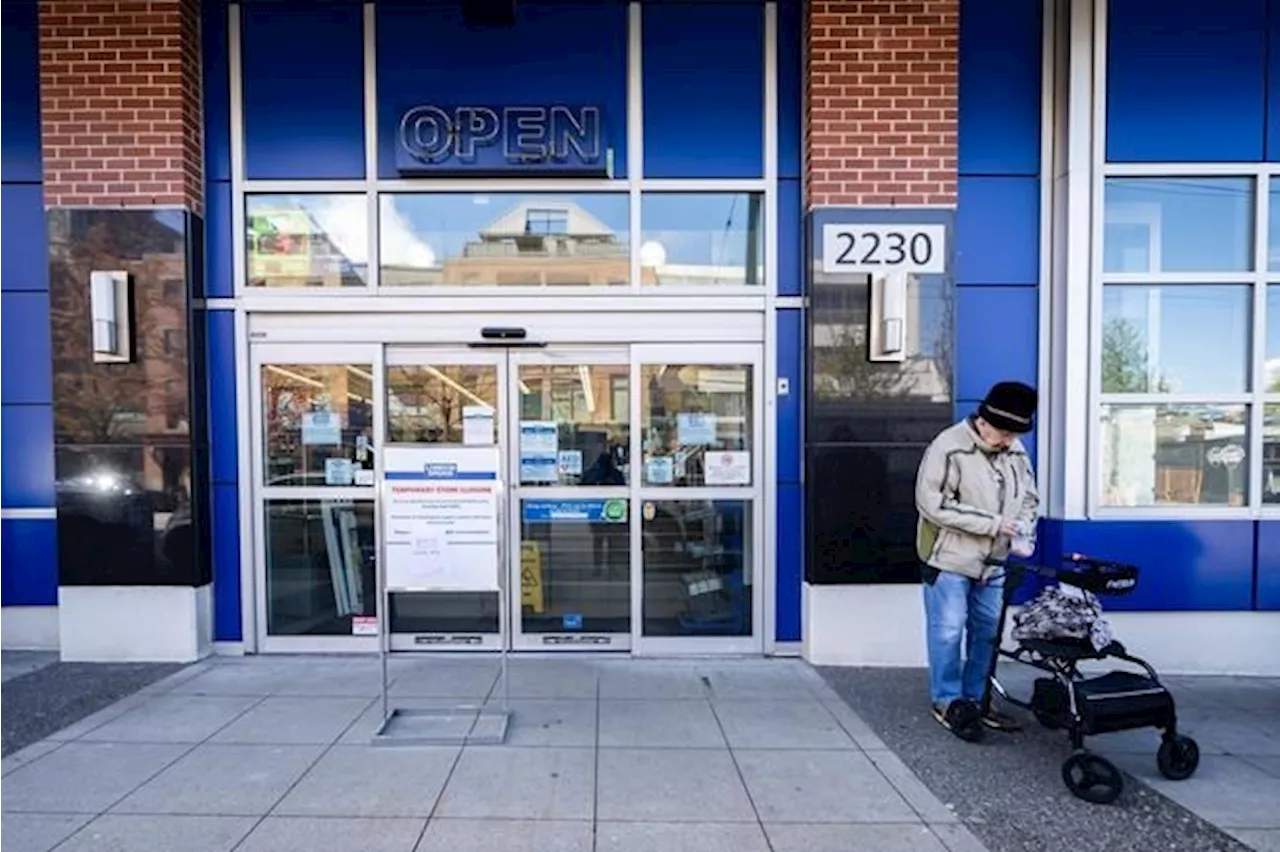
[1,605,60,650]
[213,641,245,656]
[802,582,1280,676]
[58,585,213,663]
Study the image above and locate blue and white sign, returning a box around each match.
[302,410,341,445]
[382,446,500,592]
[522,499,628,524]
[395,104,612,175]
[677,412,717,446]
[519,421,559,484]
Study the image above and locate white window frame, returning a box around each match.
[1082,0,1280,519]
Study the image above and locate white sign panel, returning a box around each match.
[704,451,751,485]
[462,405,495,445]
[821,224,946,274]
[382,446,500,592]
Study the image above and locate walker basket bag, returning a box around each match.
[1074,671,1175,735]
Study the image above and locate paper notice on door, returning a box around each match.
[645,456,674,484]
[302,410,341,445]
[463,406,495,445]
[520,421,559,483]
[351,616,378,636]
[520,421,558,453]
[354,468,374,486]
[677,412,717,445]
[557,450,583,477]
[704,451,750,485]
[324,457,354,486]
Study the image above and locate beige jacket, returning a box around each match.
[915,418,1039,580]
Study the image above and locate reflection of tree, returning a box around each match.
[50,215,189,453]
[1102,317,1169,393]
[387,367,496,442]
[815,324,911,400]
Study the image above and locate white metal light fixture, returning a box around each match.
[90,270,132,363]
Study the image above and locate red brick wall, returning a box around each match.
[38,0,203,212]
[805,0,959,208]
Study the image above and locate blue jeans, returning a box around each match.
[922,568,1005,707]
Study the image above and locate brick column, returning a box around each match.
[38,0,210,662]
[39,0,203,211]
[804,0,959,208]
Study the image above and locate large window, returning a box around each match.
[1097,175,1271,510]
[243,192,765,291]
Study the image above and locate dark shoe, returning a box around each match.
[933,699,984,742]
[981,708,1023,733]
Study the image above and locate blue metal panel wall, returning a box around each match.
[376,2,628,180]
[1257,522,1280,610]
[954,0,1041,451]
[642,3,764,178]
[775,0,803,641]
[775,309,803,641]
[1,0,57,607]
[1107,0,1267,163]
[241,0,366,180]
[204,2,241,640]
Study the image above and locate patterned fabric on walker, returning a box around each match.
[1011,586,1115,651]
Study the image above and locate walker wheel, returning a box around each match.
[1157,735,1200,781]
[1061,752,1124,804]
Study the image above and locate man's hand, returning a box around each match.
[998,519,1019,539]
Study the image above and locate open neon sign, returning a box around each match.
[395,105,611,175]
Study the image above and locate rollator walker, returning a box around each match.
[984,553,1201,804]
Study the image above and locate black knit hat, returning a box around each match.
[978,381,1037,434]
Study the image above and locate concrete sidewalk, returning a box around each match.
[1099,674,1280,852]
[822,665,1280,852]
[1,656,987,852]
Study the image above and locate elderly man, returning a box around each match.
[915,381,1039,742]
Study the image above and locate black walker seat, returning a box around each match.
[985,553,1200,804]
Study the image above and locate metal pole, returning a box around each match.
[378,475,390,723]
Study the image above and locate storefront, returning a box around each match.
[209,1,790,656]
[1,0,1276,672]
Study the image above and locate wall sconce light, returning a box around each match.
[90,270,134,363]
[868,270,908,363]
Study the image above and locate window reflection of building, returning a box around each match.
[246,196,368,287]
[48,210,196,584]
[1102,406,1248,507]
[809,274,953,446]
[247,193,766,290]
[381,200,630,287]
[51,213,191,503]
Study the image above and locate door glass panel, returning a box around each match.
[641,364,753,486]
[384,356,501,639]
[265,499,376,635]
[520,498,631,635]
[517,362,630,486]
[641,499,752,637]
[386,364,499,444]
[389,594,499,636]
[262,364,374,487]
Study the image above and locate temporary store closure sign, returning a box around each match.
[382,446,501,592]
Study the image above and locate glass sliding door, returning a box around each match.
[250,338,763,656]
[632,344,764,654]
[509,348,632,650]
[251,343,382,652]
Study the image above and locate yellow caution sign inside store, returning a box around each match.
[521,541,544,613]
